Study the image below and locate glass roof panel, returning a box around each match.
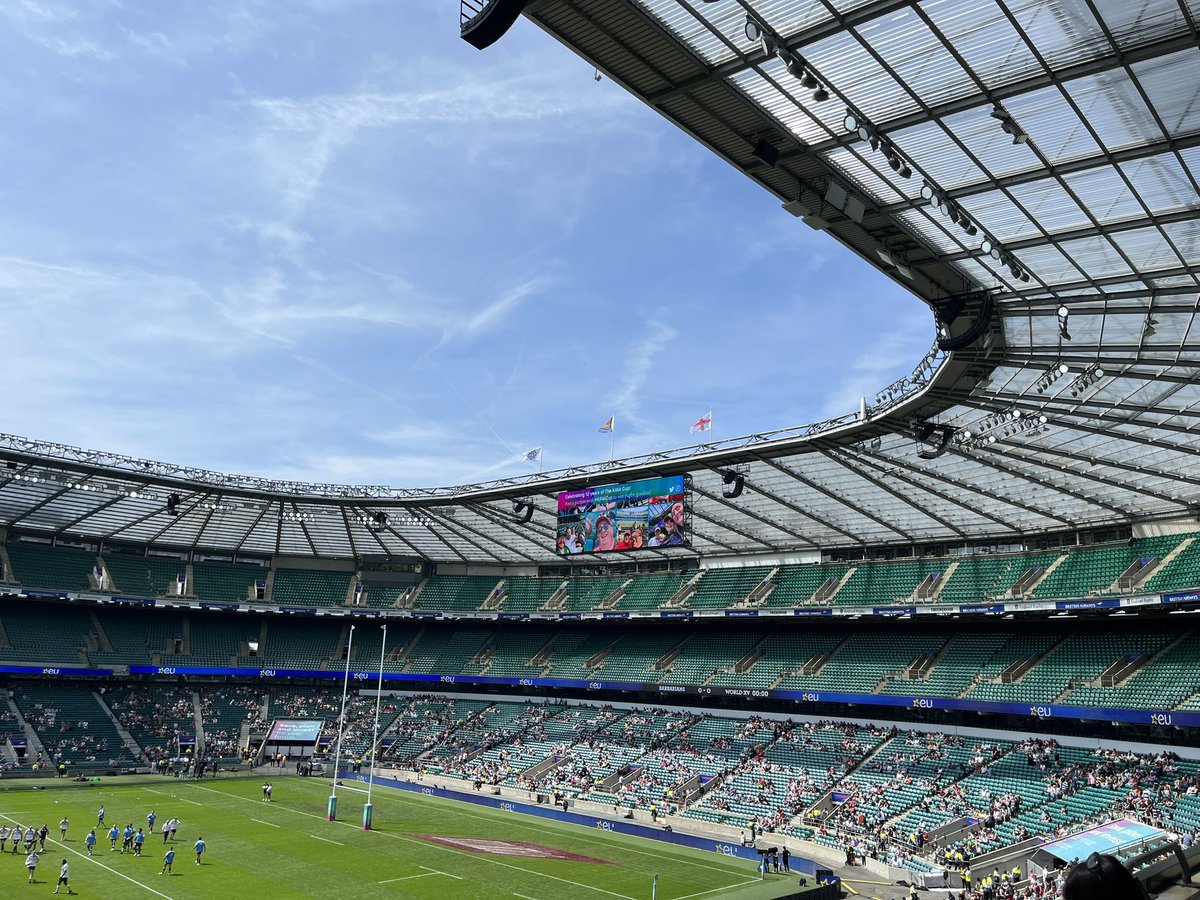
[1050,233,1135,280]
[1159,221,1200,266]
[861,5,975,107]
[1090,0,1193,48]
[1120,154,1200,215]
[1060,167,1140,223]
[1110,226,1184,271]
[1005,177,1091,233]
[1004,83,1104,164]
[805,28,914,125]
[1063,69,1160,152]
[955,188,1040,243]
[1005,0,1110,68]
[1131,48,1200,134]
[920,0,1043,88]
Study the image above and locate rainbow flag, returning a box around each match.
[597,416,615,434]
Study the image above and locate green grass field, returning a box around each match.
[0,775,804,899]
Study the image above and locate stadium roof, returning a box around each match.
[1,0,1199,563]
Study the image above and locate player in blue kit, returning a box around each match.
[107,824,119,851]
[193,836,206,865]
[160,847,175,875]
[85,830,96,856]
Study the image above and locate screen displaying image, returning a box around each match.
[267,719,323,742]
[555,475,689,555]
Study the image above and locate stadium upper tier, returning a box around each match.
[4,603,1200,715]
[3,532,1200,611]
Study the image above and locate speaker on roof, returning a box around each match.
[721,470,745,499]
[512,500,534,524]
[167,493,180,516]
[460,0,530,50]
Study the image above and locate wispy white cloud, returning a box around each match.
[819,309,934,418]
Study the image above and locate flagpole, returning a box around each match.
[328,623,354,821]
[610,416,616,461]
[363,622,386,830]
[539,446,544,473]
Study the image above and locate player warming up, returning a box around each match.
[54,859,72,895]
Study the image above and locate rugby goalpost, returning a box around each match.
[327,623,388,830]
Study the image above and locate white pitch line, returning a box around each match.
[311,834,344,846]
[419,865,463,880]
[514,893,541,900]
[372,782,750,878]
[251,819,280,828]
[189,784,636,899]
[176,797,203,806]
[378,873,435,883]
[0,814,173,900]
[675,880,761,900]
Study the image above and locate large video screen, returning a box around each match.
[268,719,323,742]
[556,475,689,555]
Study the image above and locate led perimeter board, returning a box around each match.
[556,475,690,554]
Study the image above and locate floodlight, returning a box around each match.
[812,86,829,102]
[843,111,859,133]
[980,238,993,254]
[920,180,936,201]
[1057,305,1069,318]
[801,72,818,90]
[898,164,911,178]
[744,15,762,41]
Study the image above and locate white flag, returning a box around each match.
[523,446,542,462]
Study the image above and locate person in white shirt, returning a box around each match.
[25,850,40,883]
[54,859,72,894]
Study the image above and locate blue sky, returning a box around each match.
[0,0,932,488]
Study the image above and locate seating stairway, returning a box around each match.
[1032,536,1183,599]
[12,685,138,768]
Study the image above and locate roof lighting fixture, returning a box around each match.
[1068,363,1107,397]
[990,105,1029,145]
[1034,362,1071,394]
[776,48,831,103]
[743,14,763,42]
[1143,315,1158,339]
[1057,305,1071,341]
